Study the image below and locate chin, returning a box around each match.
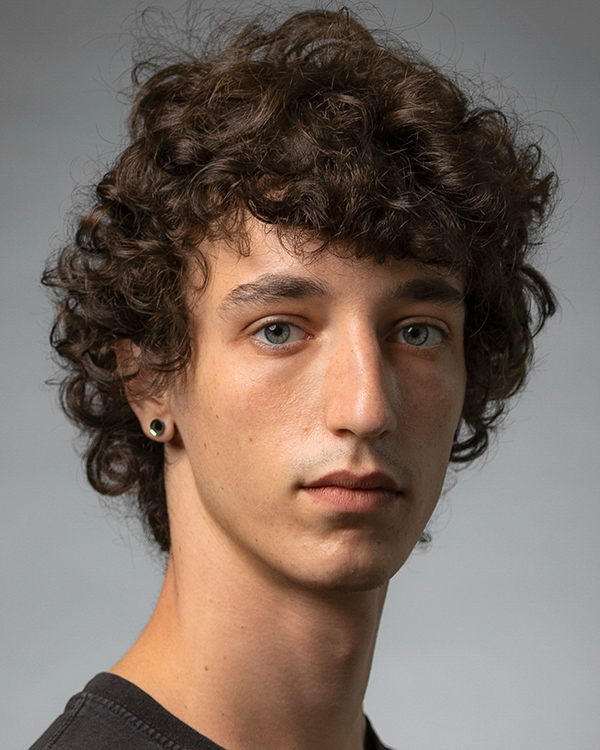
[314,572,392,594]
[299,564,397,593]
[290,545,410,594]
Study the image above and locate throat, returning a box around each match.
[110,555,387,750]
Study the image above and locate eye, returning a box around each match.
[396,323,444,347]
[254,322,306,346]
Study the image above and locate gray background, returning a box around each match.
[2,1,599,748]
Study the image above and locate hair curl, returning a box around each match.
[44,8,557,552]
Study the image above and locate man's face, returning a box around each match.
[163,221,466,592]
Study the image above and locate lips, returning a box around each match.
[302,471,401,513]
[303,470,400,492]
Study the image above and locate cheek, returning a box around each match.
[399,357,466,446]
[395,363,465,523]
[195,354,312,458]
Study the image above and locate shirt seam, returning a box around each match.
[79,692,191,749]
[38,695,86,750]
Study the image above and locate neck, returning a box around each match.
[112,545,387,750]
[111,465,388,750]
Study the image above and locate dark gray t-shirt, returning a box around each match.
[29,673,393,750]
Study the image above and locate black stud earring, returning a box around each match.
[149,418,165,438]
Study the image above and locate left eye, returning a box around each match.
[254,322,305,346]
[396,323,443,347]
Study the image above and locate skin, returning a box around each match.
[113,219,467,750]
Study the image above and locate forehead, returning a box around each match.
[194,220,464,307]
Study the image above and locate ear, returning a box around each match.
[115,339,176,443]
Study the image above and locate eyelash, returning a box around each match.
[393,322,446,348]
[251,320,448,349]
[252,321,307,348]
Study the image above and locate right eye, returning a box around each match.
[253,322,306,346]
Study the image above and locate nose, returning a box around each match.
[323,328,398,439]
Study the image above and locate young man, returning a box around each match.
[31,7,557,750]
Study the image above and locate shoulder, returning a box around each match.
[28,690,165,750]
[27,673,223,750]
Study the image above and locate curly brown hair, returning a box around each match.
[43,7,557,552]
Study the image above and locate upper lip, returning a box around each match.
[303,470,401,492]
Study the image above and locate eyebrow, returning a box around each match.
[390,278,465,307]
[218,273,329,317]
[217,272,464,317]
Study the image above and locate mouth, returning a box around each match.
[301,470,402,513]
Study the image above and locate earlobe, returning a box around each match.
[149,418,165,437]
[146,416,176,442]
[126,387,176,442]
[129,393,177,443]
[115,339,176,442]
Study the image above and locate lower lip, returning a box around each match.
[302,486,400,513]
